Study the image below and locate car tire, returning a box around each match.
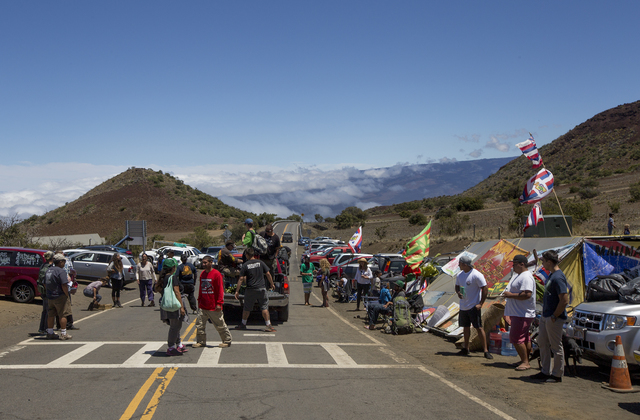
[12,281,35,304]
[278,305,289,322]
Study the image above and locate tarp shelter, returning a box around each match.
[420,235,640,338]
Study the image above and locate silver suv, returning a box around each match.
[568,300,640,370]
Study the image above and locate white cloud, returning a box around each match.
[469,149,483,158]
[439,157,457,163]
[485,136,511,152]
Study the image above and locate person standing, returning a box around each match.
[503,254,536,371]
[530,250,569,383]
[157,258,187,356]
[241,218,256,263]
[192,256,232,348]
[45,254,73,340]
[259,224,281,278]
[37,251,54,334]
[177,254,198,313]
[455,255,492,359]
[318,258,331,307]
[608,213,616,235]
[108,253,125,308]
[234,248,276,332]
[137,253,156,307]
[354,258,373,311]
[300,255,314,305]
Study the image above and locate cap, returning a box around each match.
[53,254,66,262]
[512,254,528,265]
[395,280,405,288]
[459,255,473,266]
[163,258,178,269]
[43,251,54,260]
[244,218,253,224]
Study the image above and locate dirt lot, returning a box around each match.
[328,292,640,420]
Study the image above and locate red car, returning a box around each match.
[0,247,46,303]
[309,246,352,267]
[329,254,373,281]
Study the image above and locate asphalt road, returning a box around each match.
[0,223,530,420]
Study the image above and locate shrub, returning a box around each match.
[438,214,469,236]
[434,207,457,220]
[563,199,592,223]
[578,188,598,199]
[374,226,388,240]
[608,201,621,213]
[629,181,640,202]
[408,213,428,226]
[454,196,484,212]
[398,210,411,218]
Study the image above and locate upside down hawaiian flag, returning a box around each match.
[402,220,431,270]
[516,134,543,169]
[348,226,363,253]
[523,202,544,231]
[519,168,554,204]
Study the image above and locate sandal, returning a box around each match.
[515,365,531,371]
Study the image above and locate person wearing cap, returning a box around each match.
[241,218,256,263]
[45,254,73,340]
[503,254,536,371]
[529,250,569,383]
[37,251,54,334]
[455,255,492,359]
[300,255,314,305]
[177,254,198,313]
[364,280,401,330]
[354,258,373,311]
[157,257,188,356]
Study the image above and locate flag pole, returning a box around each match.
[543,163,572,236]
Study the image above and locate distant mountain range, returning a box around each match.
[225,157,514,217]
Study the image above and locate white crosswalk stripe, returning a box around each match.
[0,339,418,370]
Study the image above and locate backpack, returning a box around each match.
[392,296,414,335]
[37,263,50,296]
[252,230,269,255]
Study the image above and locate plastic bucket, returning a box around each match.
[501,331,518,356]
[489,332,502,354]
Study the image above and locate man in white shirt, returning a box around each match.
[455,255,492,359]
[503,254,536,371]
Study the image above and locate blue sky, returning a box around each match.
[1,1,639,218]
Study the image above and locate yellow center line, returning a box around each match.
[120,317,197,420]
[140,367,179,420]
[119,367,163,420]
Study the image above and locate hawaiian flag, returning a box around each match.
[348,226,363,253]
[519,168,554,204]
[516,134,543,169]
[524,203,544,231]
[402,221,431,270]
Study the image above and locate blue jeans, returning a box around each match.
[367,302,390,326]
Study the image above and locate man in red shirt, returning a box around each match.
[192,256,232,348]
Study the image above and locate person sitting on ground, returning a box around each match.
[624,224,631,235]
[336,277,349,303]
[84,278,109,311]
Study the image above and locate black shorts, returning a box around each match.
[459,307,482,328]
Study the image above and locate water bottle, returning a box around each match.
[501,331,518,356]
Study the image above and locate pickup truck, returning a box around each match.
[568,300,640,370]
[141,244,203,269]
[222,262,290,322]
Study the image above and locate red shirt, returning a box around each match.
[198,268,225,311]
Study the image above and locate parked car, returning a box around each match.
[568,300,640,370]
[0,247,46,303]
[80,245,132,255]
[69,250,137,283]
[282,232,294,243]
[298,236,310,246]
[141,245,203,269]
[201,246,224,263]
[329,254,373,281]
[309,246,352,267]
